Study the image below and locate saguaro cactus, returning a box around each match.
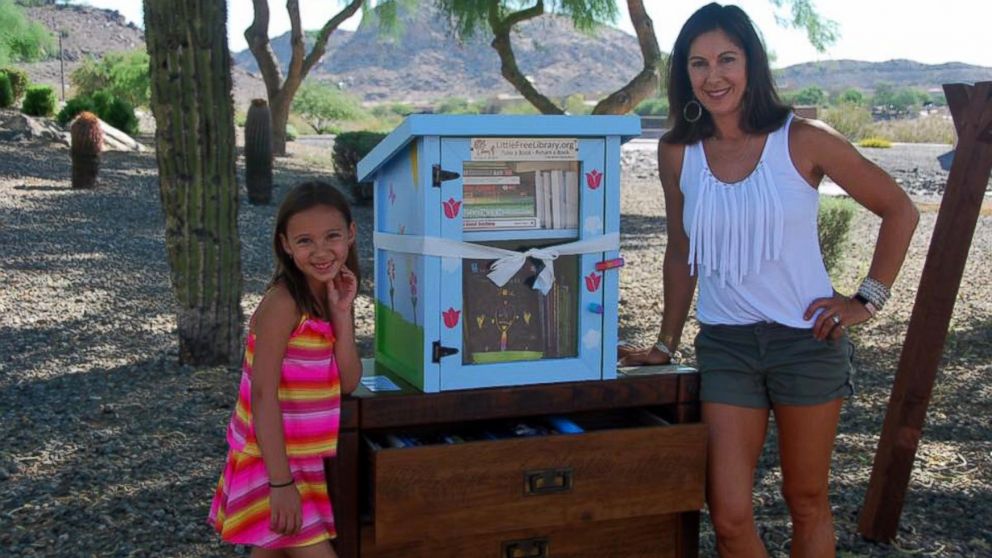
[144,0,243,365]
[70,112,103,189]
[244,98,273,205]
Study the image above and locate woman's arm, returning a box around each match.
[249,285,303,534]
[619,140,697,365]
[328,266,362,394]
[793,118,920,338]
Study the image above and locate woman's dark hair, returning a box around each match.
[662,2,791,144]
[270,181,361,320]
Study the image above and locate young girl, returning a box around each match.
[209,181,363,557]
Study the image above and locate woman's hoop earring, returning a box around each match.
[683,99,703,123]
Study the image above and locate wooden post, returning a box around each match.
[858,82,992,542]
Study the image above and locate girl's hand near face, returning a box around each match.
[327,265,358,313]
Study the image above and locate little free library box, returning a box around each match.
[329,115,706,557]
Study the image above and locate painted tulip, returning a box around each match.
[586,169,603,190]
[443,307,461,328]
[443,197,461,219]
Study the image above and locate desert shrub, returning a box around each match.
[634,96,669,116]
[371,102,414,118]
[285,123,299,142]
[498,100,540,115]
[0,0,55,66]
[822,103,873,141]
[55,95,95,125]
[70,50,150,107]
[55,91,138,135]
[870,115,955,145]
[857,137,892,149]
[291,83,368,133]
[332,130,386,204]
[818,197,856,278]
[563,93,591,115]
[103,96,138,136]
[21,84,55,116]
[1,66,29,102]
[435,97,483,115]
[0,72,12,108]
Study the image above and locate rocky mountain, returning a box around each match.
[775,59,992,92]
[16,3,992,109]
[232,4,644,103]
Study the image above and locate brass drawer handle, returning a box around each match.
[502,537,549,558]
[524,467,572,495]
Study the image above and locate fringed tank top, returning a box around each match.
[680,114,833,327]
[226,315,341,457]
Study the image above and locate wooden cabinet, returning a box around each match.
[326,365,706,558]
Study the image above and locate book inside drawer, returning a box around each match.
[365,409,706,546]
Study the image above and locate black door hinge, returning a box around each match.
[432,341,459,363]
[432,164,460,187]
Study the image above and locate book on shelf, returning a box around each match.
[463,217,541,230]
[532,169,579,230]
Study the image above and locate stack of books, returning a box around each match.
[462,164,579,231]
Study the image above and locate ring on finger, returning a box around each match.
[832,314,841,325]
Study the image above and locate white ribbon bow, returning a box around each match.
[374,232,619,295]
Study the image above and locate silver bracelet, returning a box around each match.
[857,276,891,311]
[653,341,682,363]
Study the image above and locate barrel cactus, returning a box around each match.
[70,112,103,189]
[244,99,273,205]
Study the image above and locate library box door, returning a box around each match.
[435,137,613,391]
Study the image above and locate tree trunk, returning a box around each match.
[144,0,243,365]
[488,0,564,115]
[592,0,661,115]
[247,0,363,156]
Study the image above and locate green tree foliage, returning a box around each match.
[21,83,55,116]
[70,50,150,107]
[0,0,55,66]
[769,0,839,52]
[290,83,367,133]
[563,93,592,115]
[791,85,826,106]
[871,83,930,114]
[834,88,864,106]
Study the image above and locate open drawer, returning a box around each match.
[365,409,707,546]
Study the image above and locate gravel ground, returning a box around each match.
[0,136,989,557]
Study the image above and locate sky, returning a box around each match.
[77,0,992,69]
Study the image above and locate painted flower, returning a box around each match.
[388,183,396,204]
[387,258,396,282]
[585,169,603,190]
[442,197,461,219]
[585,271,602,293]
[409,271,418,297]
[443,307,461,328]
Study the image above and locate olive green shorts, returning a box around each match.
[694,322,855,409]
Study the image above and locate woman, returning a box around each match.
[619,3,919,556]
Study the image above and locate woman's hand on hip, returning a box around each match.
[618,344,673,367]
[805,293,871,341]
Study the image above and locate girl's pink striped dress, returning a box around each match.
[209,315,341,549]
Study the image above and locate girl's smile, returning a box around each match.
[280,204,356,294]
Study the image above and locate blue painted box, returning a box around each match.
[357,115,640,392]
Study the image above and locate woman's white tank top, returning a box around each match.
[679,114,833,327]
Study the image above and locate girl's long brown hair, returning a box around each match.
[270,181,361,320]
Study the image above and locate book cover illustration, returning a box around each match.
[461,254,579,364]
